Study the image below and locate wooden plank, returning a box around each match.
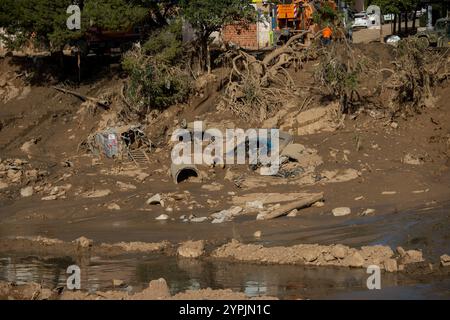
[261,192,324,220]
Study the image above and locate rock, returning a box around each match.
[396,246,406,256]
[7,169,22,182]
[382,191,397,195]
[402,250,424,264]
[390,122,398,129]
[155,214,169,221]
[246,200,264,210]
[332,207,351,217]
[354,196,364,201]
[287,209,298,217]
[302,249,319,262]
[20,186,34,198]
[384,259,398,272]
[20,139,37,154]
[254,231,262,238]
[177,240,205,258]
[112,279,125,287]
[331,245,348,259]
[440,254,450,267]
[75,236,93,249]
[0,181,8,190]
[312,201,325,208]
[107,203,121,210]
[190,217,208,223]
[146,194,164,206]
[343,251,365,267]
[146,278,170,298]
[256,212,267,220]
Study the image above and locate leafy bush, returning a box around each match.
[122,21,190,113]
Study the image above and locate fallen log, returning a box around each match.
[260,192,324,220]
[52,86,110,110]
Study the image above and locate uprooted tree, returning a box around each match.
[219,31,321,122]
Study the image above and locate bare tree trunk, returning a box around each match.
[405,12,408,33]
[398,13,402,34]
[206,42,211,74]
[412,9,417,31]
[393,14,397,34]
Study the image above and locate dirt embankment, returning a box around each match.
[0,278,277,300]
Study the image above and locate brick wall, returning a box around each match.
[222,23,258,49]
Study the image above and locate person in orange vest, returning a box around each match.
[322,24,333,46]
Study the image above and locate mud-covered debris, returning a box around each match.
[360,208,375,216]
[82,189,111,198]
[155,214,169,221]
[312,201,325,208]
[107,203,121,210]
[190,217,208,223]
[246,200,263,210]
[116,181,136,191]
[398,248,424,264]
[177,240,205,258]
[146,194,164,206]
[211,206,243,223]
[74,236,93,249]
[403,153,424,165]
[112,279,125,287]
[440,254,450,267]
[254,231,262,238]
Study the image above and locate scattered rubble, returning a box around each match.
[0,278,276,300]
[212,240,424,272]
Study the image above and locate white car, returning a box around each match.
[352,12,369,29]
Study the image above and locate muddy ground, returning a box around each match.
[0,36,450,299]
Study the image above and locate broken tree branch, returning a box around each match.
[52,86,110,110]
[261,192,324,220]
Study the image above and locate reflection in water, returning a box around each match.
[0,254,449,299]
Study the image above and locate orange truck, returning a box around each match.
[276,0,337,38]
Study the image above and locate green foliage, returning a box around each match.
[180,0,255,37]
[0,0,163,51]
[122,33,191,113]
[142,20,183,64]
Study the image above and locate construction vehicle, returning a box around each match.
[275,0,337,41]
